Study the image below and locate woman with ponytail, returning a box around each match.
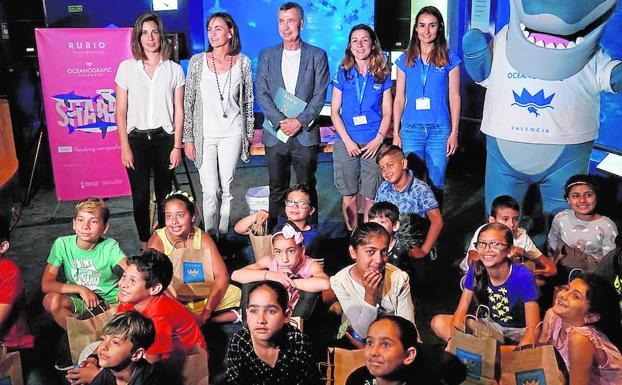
[431,223,540,345]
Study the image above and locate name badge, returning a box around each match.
[353,115,368,125]
[415,97,431,110]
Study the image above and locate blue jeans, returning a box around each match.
[485,136,593,223]
[401,123,450,190]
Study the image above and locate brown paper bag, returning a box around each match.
[465,310,505,344]
[249,222,272,262]
[320,347,365,385]
[500,344,567,385]
[554,242,599,272]
[181,345,209,385]
[66,305,118,363]
[448,326,499,385]
[0,345,24,385]
[160,345,209,385]
[168,248,215,302]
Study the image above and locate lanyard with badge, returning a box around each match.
[415,58,431,110]
[353,70,368,125]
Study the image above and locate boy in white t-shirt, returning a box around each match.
[460,195,556,286]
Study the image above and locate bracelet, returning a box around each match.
[378,132,386,138]
[264,270,268,280]
[173,146,183,150]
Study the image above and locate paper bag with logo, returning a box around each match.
[319,347,365,385]
[168,247,215,302]
[66,305,118,363]
[500,343,567,385]
[448,325,499,385]
[0,345,24,385]
[249,222,272,262]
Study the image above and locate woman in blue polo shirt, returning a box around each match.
[330,24,393,230]
[393,6,461,199]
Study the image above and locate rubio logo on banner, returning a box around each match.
[35,28,133,201]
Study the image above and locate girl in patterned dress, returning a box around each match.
[548,174,618,271]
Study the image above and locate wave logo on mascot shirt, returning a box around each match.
[511,88,555,117]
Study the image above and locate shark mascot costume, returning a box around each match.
[463,0,622,222]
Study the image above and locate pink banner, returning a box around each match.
[35,28,132,201]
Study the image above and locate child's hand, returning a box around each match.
[81,356,99,368]
[409,246,427,259]
[510,246,526,261]
[66,363,100,384]
[362,269,382,304]
[78,287,100,309]
[265,271,296,289]
[254,210,270,225]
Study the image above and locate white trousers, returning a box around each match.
[198,135,242,234]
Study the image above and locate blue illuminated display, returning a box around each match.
[202,0,374,100]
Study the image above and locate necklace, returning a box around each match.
[211,53,233,119]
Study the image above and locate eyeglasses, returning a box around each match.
[285,199,311,208]
[473,241,509,251]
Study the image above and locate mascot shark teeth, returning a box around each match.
[462,0,621,225]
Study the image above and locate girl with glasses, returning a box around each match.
[431,222,540,346]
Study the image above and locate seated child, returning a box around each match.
[368,201,418,291]
[223,281,318,385]
[346,315,466,385]
[374,145,443,263]
[89,311,166,385]
[431,223,540,345]
[0,215,38,384]
[0,215,34,350]
[539,273,622,385]
[234,184,323,265]
[548,174,618,270]
[231,222,330,319]
[42,197,127,329]
[460,195,556,285]
[117,249,206,363]
[331,222,415,346]
[147,191,241,324]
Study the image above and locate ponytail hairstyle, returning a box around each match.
[405,6,448,67]
[349,222,391,249]
[574,273,622,351]
[472,223,513,304]
[340,24,389,83]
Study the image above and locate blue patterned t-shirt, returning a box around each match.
[375,171,438,249]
